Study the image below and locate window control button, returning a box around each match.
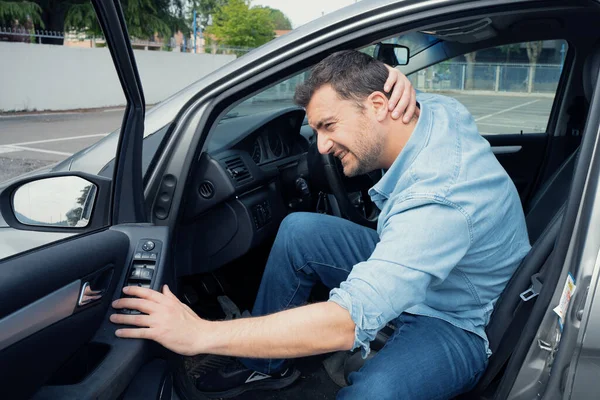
[130,268,142,279]
[142,241,155,251]
[130,267,153,281]
[140,268,154,280]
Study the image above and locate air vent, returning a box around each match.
[199,181,215,199]
[224,156,253,185]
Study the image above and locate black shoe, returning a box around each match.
[195,358,301,398]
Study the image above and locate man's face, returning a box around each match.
[306,85,385,177]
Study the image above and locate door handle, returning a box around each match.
[77,267,113,307]
[78,282,104,306]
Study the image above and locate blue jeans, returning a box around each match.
[241,212,487,399]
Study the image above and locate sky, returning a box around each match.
[253,0,359,29]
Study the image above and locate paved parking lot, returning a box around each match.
[0,93,553,182]
[451,93,553,135]
[0,109,124,182]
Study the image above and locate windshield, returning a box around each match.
[224,32,438,119]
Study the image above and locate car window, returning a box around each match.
[408,40,568,135]
[0,1,142,259]
[222,32,440,122]
[0,3,126,248]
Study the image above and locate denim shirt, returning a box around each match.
[329,92,531,357]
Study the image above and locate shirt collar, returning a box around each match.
[369,97,432,200]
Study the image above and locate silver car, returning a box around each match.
[1,0,599,399]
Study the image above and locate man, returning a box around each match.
[111,51,531,399]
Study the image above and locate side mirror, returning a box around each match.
[13,177,97,228]
[373,43,410,67]
[0,173,111,231]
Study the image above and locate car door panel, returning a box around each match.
[488,133,581,209]
[0,230,128,319]
[0,229,129,399]
[0,225,172,399]
[487,133,548,203]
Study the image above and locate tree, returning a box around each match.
[464,52,477,90]
[195,0,226,28]
[206,0,274,52]
[65,0,191,40]
[499,43,521,89]
[499,43,521,64]
[66,184,92,226]
[525,41,543,93]
[0,1,43,26]
[64,0,187,40]
[1,0,190,45]
[0,0,43,42]
[254,6,291,30]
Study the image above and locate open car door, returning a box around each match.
[0,0,173,398]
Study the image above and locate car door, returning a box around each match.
[0,0,172,398]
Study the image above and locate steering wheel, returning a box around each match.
[307,141,381,229]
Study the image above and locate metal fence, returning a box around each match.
[408,62,563,94]
[0,26,254,55]
[246,62,563,106]
[0,26,64,43]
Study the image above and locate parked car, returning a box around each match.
[1,0,600,399]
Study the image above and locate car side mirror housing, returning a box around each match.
[373,43,410,67]
[0,173,112,232]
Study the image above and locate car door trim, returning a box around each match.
[0,280,80,351]
[492,145,522,154]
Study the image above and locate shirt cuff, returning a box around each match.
[329,286,386,358]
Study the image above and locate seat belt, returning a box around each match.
[472,273,544,396]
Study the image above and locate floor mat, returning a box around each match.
[184,354,340,400]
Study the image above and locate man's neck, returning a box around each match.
[380,114,418,169]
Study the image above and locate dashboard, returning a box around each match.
[176,107,315,276]
[235,113,304,165]
[205,107,312,164]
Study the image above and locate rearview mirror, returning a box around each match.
[373,43,409,67]
[12,176,97,228]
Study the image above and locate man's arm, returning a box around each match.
[110,285,355,358]
[202,301,354,358]
[329,202,472,356]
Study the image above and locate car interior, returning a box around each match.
[164,5,600,400]
[2,1,600,399]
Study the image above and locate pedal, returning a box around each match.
[217,296,242,320]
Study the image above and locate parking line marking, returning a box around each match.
[0,147,21,155]
[1,133,109,147]
[475,99,541,122]
[2,145,73,156]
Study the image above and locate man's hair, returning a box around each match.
[294,50,390,109]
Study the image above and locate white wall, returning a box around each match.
[0,42,236,112]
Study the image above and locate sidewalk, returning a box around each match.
[0,104,158,118]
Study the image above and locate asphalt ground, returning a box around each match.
[0,94,553,183]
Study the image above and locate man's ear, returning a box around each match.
[367,91,389,122]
